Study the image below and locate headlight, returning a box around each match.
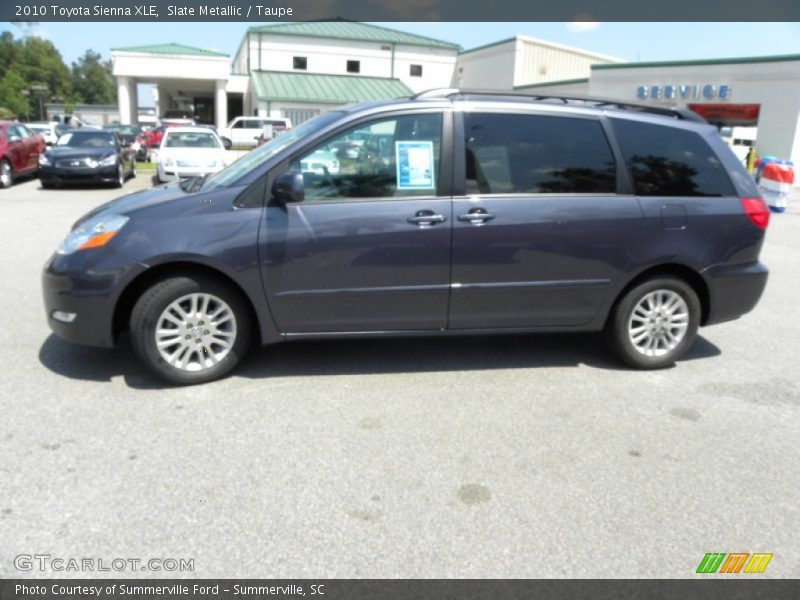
[56,214,129,255]
[39,154,51,166]
[100,154,118,166]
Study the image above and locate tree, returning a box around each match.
[17,35,72,111]
[0,70,29,118]
[71,50,115,105]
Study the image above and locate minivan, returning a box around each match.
[42,90,770,384]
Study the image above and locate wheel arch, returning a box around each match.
[606,263,710,328]
[112,261,265,344]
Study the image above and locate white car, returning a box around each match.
[156,127,230,183]
[26,122,65,146]
[218,116,291,148]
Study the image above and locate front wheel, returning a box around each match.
[114,163,125,188]
[130,276,252,385]
[607,276,700,369]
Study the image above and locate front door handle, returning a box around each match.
[458,208,496,225]
[407,210,447,226]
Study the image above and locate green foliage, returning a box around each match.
[0,71,29,118]
[0,32,117,114]
[71,50,116,105]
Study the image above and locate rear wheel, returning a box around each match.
[607,276,700,369]
[130,275,252,385]
[0,159,13,188]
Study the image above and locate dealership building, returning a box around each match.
[110,21,800,166]
[516,54,800,166]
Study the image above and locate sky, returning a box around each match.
[3,21,800,65]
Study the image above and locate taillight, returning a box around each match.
[741,197,770,230]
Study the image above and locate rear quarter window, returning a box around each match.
[611,118,736,197]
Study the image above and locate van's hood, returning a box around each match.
[71,183,190,229]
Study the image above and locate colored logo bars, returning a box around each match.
[696,553,773,574]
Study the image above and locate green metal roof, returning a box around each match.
[593,53,800,70]
[247,20,460,51]
[111,43,228,57]
[251,70,412,104]
[514,78,590,90]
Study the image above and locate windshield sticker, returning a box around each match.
[396,141,435,189]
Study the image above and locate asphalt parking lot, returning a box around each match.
[1,174,798,578]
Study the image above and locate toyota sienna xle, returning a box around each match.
[42,90,770,385]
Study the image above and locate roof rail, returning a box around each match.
[410,88,706,122]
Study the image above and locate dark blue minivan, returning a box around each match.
[42,90,770,384]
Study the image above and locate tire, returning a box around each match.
[114,163,125,188]
[41,180,55,189]
[607,276,700,369]
[130,275,252,385]
[0,159,13,189]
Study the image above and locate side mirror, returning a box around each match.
[8,135,21,144]
[272,172,304,204]
[221,137,232,150]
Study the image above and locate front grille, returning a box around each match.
[56,158,94,168]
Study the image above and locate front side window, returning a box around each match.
[287,113,442,202]
[464,113,616,195]
[611,118,736,197]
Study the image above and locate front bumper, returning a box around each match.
[157,163,223,182]
[703,261,769,326]
[40,164,119,186]
[42,253,144,348]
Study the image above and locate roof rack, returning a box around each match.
[410,88,706,123]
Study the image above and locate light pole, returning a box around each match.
[28,83,48,121]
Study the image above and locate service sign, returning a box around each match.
[636,84,733,101]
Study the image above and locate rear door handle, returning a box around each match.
[407,211,447,226]
[458,209,496,224]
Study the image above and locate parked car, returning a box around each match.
[38,128,136,188]
[27,121,65,146]
[104,124,148,161]
[155,127,230,183]
[160,110,195,127]
[42,90,770,385]
[219,116,291,148]
[0,121,46,188]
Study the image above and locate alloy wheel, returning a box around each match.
[154,293,238,372]
[627,289,690,357]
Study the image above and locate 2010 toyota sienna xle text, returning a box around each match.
[42,90,770,385]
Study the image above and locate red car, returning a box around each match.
[0,121,45,188]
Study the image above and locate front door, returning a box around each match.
[261,110,453,333]
[449,111,643,329]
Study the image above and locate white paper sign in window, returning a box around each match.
[396,141,435,190]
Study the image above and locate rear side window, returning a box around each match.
[611,118,736,197]
[464,113,616,195]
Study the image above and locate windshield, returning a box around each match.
[56,131,116,148]
[202,111,344,190]
[164,131,221,149]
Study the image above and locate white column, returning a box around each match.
[215,80,227,130]
[129,82,138,124]
[117,76,133,125]
[152,86,160,119]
